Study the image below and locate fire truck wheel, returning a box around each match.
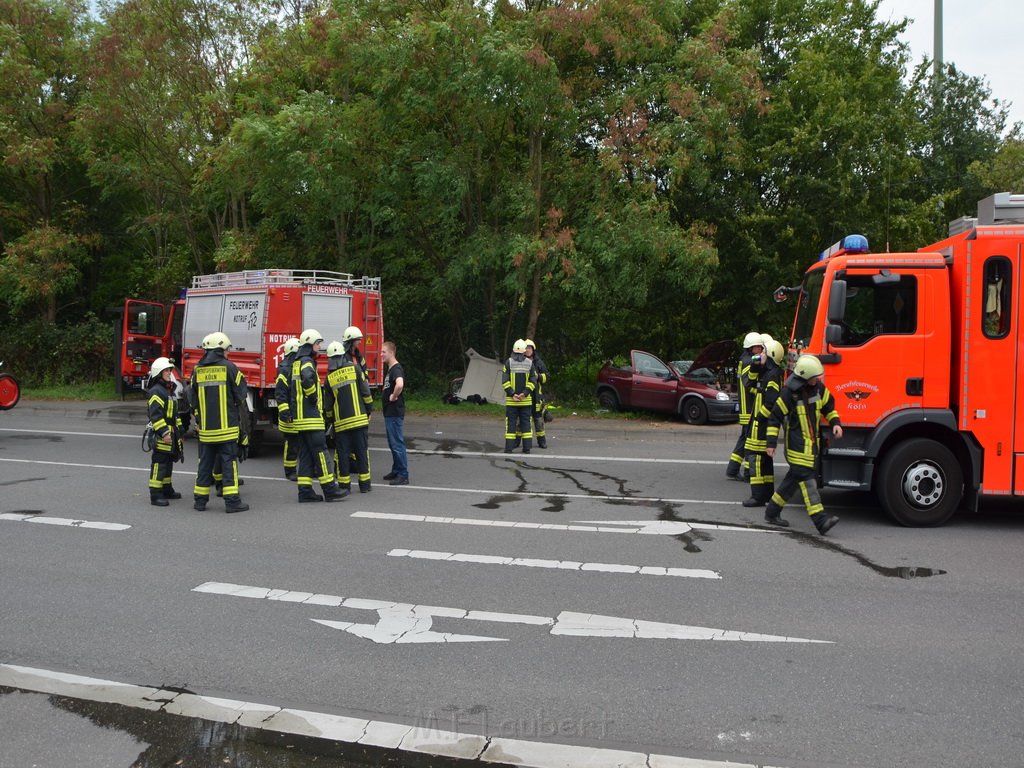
[0,373,21,411]
[682,397,708,425]
[877,438,963,527]
[597,389,619,411]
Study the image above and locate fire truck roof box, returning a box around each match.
[191,269,380,291]
[948,192,1024,237]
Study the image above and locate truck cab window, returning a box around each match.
[983,257,1011,339]
[835,275,917,346]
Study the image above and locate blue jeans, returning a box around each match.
[385,416,408,478]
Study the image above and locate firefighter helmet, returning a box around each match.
[512,339,528,354]
[199,333,212,350]
[283,337,301,355]
[326,341,345,357]
[767,340,785,365]
[760,333,775,347]
[342,326,363,342]
[203,332,231,350]
[794,354,824,379]
[743,331,763,349]
[150,357,175,377]
[525,338,536,349]
[299,328,323,346]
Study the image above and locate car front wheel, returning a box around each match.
[682,397,707,425]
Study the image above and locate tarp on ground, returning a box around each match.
[456,348,506,404]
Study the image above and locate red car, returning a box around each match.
[595,342,738,425]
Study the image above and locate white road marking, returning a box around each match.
[192,580,831,645]
[0,512,130,531]
[0,427,776,467]
[388,548,722,579]
[354,511,779,536]
[0,457,765,508]
[0,662,770,767]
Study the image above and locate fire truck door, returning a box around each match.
[120,300,168,379]
[825,272,925,427]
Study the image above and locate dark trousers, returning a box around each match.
[295,429,336,494]
[727,422,751,476]
[767,463,824,517]
[281,429,298,472]
[195,440,239,500]
[747,451,775,501]
[335,427,370,486]
[148,451,175,492]
[505,405,533,451]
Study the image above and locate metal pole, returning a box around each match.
[933,0,943,82]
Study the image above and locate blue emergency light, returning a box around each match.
[819,234,870,260]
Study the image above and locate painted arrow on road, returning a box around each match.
[193,581,832,645]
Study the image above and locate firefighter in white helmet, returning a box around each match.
[726,331,766,480]
[274,337,301,481]
[189,332,249,512]
[146,357,183,506]
[324,328,374,493]
[503,339,537,453]
[742,339,786,507]
[523,339,550,449]
[764,354,843,534]
[287,328,347,502]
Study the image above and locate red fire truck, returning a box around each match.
[776,192,1024,526]
[119,269,384,449]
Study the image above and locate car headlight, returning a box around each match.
[716,391,730,401]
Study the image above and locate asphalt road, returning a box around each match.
[1,401,1023,768]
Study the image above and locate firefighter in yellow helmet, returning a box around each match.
[189,332,249,512]
[523,339,550,449]
[764,354,843,534]
[275,337,301,481]
[288,328,348,502]
[503,339,537,453]
[324,327,374,493]
[726,331,765,480]
[146,357,183,506]
[742,339,785,507]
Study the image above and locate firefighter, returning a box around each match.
[524,339,549,449]
[324,327,374,493]
[742,339,785,507]
[726,331,765,480]
[146,356,183,507]
[289,328,347,502]
[503,339,537,454]
[189,332,249,513]
[275,337,301,481]
[764,354,843,534]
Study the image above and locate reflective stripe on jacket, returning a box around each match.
[503,354,536,407]
[325,353,372,432]
[190,350,246,443]
[766,379,840,469]
[745,361,783,453]
[288,351,325,431]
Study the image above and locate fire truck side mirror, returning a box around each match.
[827,280,847,324]
[825,324,842,345]
[773,285,796,304]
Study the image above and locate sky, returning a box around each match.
[874,0,1023,129]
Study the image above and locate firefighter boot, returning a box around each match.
[323,482,349,502]
[811,512,839,535]
[742,496,767,507]
[193,496,208,512]
[284,469,297,481]
[224,495,249,514]
[763,501,789,527]
[150,490,169,507]
[359,480,372,494]
[536,436,547,449]
[298,490,324,503]
[162,486,182,500]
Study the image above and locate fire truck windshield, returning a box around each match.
[793,268,825,348]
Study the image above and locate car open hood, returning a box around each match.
[685,339,738,374]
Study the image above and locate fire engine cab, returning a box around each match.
[778,192,1024,526]
[119,269,384,451]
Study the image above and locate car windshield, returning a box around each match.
[793,268,825,348]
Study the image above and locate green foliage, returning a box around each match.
[0,314,114,387]
[0,0,1017,392]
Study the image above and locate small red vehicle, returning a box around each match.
[595,342,738,425]
[0,361,20,411]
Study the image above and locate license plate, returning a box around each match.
[267,398,277,407]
